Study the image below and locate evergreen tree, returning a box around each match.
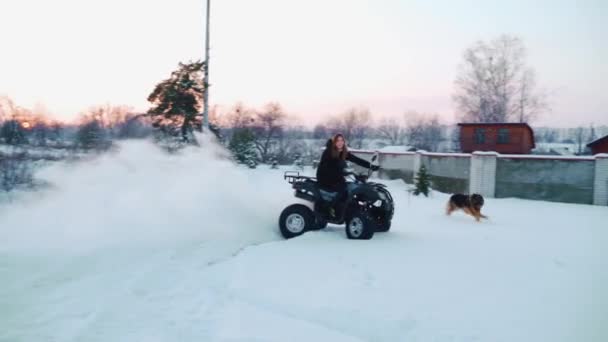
[147,61,219,145]
[76,120,109,150]
[413,165,431,197]
[229,128,258,166]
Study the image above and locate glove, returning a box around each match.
[371,165,380,171]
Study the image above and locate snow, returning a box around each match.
[377,145,414,154]
[1,136,607,342]
[423,151,471,157]
[0,144,82,162]
[498,154,595,160]
[471,151,499,156]
[533,143,578,155]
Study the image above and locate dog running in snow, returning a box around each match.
[446,193,488,222]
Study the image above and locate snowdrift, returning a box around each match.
[0,136,290,253]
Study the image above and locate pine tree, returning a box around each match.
[76,120,109,150]
[229,128,258,166]
[413,165,431,197]
[147,61,219,146]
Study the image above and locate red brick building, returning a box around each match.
[587,135,608,155]
[458,123,535,154]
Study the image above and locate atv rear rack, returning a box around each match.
[284,171,316,184]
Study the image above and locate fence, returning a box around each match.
[351,150,608,206]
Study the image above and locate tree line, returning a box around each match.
[3,33,604,167]
[0,97,153,151]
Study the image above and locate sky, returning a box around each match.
[0,0,606,127]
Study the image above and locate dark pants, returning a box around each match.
[332,183,355,217]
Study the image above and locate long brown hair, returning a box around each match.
[330,133,348,160]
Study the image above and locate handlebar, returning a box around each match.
[344,151,381,182]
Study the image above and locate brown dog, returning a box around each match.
[446,193,488,222]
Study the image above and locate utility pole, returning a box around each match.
[202,0,211,131]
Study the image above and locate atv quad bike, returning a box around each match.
[278,153,394,240]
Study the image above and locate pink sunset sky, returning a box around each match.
[0,0,606,127]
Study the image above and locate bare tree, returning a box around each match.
[0,96,17,123]
[589,124,597,143]
[30,117,50,147]
[377,117,406,145]
[327,107,372,148]
[108,106,134,133]
[514,69,547,123]
[226,102,255,129]
[81,104,134,139]
[117,114,153,139]
[404,111,442,152]
[352,109,372,149]
[574,127,586,155]
[313,124,328,139]
[540,128,559,143]
[453,35,547,123]
[253,102,286,162]
[449,125,461,152]
[273,128,299,164]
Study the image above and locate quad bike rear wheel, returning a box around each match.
[279,204,315,239]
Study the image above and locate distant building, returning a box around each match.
[457,123,535,154]
[587,135,608,155]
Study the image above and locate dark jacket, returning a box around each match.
[316,139,372,191]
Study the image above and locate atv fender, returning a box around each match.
[349,186,382,203]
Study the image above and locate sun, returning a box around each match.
[21,121,31,129]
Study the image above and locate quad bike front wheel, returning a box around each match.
[345,209,375,240]
[279,204,315,239]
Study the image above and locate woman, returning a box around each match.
[316,133,379,195]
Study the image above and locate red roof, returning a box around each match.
[587,134,608,147]
[457,122,532,128]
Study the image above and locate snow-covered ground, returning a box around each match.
[533,142,580,155]
[1,137,607,342]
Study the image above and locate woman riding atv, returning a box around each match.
[316,134,379,216]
